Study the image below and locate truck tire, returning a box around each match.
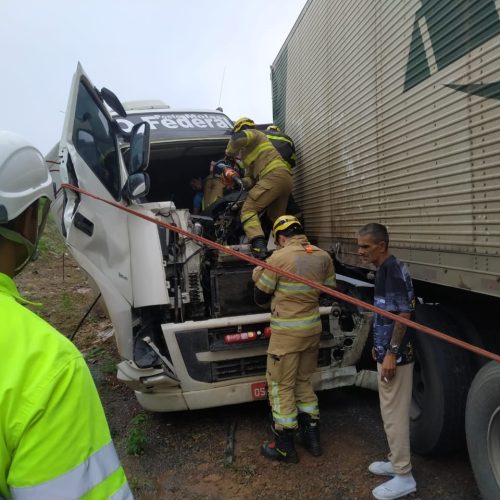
[438,304,488,371]
[411,304,473,454]
[466,361,500,500]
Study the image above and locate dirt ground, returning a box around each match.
[15,219,481,499]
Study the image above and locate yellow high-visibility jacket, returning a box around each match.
[253,235,336,338]
[225,129,291,190]
[0,272,132,500]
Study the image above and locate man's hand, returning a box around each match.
[381,352,397,382]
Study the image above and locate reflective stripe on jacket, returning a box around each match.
[0,273,131,500]
[254,235,336,337]
[225,129,291,189]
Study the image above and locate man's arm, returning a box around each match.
[253,264,277,309]
[225,131,250,157]
[323,256,336,290]
[254,287,273,308]
[390,312,411,347]
[380,311,411,382]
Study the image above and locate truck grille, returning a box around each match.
[211,348,332,382]
[212,356,266,381]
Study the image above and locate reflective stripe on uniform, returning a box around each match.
[259,158,291,178]
[272,410,298,428]
[269,379,298,429]
[270,314,321,331]
[241,210,261,230]
[324,275,336,287]
[109,481,134,500]
[257,273,277,293]
[297,402,320,417]
[11,442,121,500]
[269,381,281,414]
[276,281,315,293]
[245,140,275,165]
[265,134,294,146]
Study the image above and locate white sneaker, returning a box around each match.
[372,474,417,500]
[369,461,396,476]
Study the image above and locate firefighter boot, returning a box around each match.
[250,236,268,260]
[261,427,299,464]
[296,412,322,456]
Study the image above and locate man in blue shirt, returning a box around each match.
[357,223,417,500]
[189,177,204,214]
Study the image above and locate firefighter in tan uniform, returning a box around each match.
[225,118,292,259]
[253,215,336,463]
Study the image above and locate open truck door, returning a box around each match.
[58,63,151,359]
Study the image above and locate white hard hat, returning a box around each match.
[0,130,54,224]
[0,131,55,274]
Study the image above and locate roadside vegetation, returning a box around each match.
[126,413,148,456]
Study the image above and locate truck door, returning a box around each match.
[59,63,134,312]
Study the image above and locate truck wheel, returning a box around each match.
[438,304,487,371]
[411,304,473,454]
[466,361,500,500]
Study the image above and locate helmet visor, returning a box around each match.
[0,197,52,274]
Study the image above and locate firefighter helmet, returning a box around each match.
[232,117,255,134]
[266,124,281,132]
[272,215,302,243]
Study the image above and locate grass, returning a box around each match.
[61,292,73,310]
[37,214,66,257]
[101,358,117,374]
[85,346,106,360]
[126,413,148,456]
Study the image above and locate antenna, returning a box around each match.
[217,67,226,108]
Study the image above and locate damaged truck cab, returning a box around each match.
[49,63,374,412]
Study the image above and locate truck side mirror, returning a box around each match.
[99,87,128,118]
[128,122,151,173]
[123,172,150,201]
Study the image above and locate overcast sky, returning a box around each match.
[0,0,307,154]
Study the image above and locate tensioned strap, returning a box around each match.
[11,442,121,500]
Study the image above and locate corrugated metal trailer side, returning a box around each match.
[272,0,500,298]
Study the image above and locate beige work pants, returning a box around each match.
[241,168,293,240]
[266,334,320,430]
[377,362,414,474]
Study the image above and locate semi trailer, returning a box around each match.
[271,1,500,497]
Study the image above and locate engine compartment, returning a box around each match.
[136,139,259,325]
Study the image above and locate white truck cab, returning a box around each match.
[49,63,373,412]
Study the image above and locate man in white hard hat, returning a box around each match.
[0,131,132,499]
